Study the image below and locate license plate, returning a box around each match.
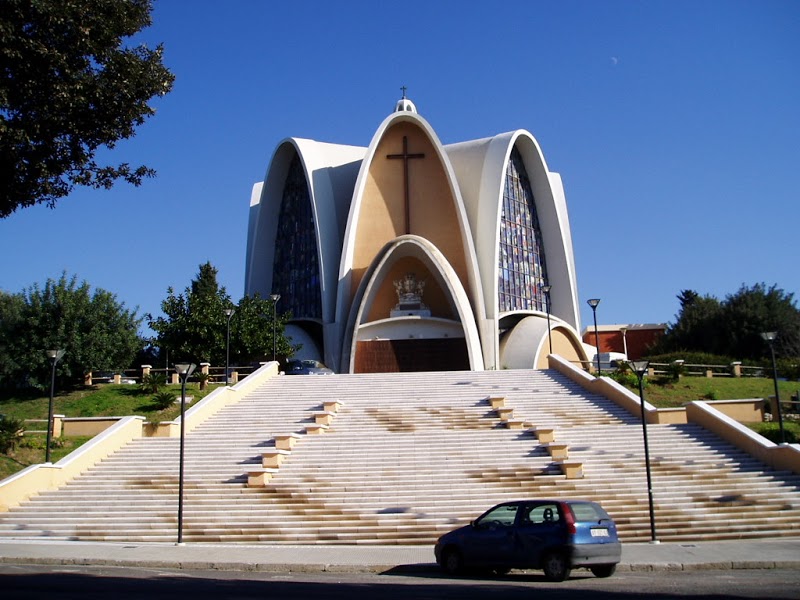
[590,528,609,537]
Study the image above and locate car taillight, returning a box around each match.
[561,503,577,535]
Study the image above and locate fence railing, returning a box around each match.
[84,363,258,386]
[571,359,764,379]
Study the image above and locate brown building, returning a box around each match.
[581,323,666,360]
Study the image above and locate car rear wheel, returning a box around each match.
[441,548,463,576]
[542,551,571,582]
[590,564,617,578]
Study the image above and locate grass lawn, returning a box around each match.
[625,375,799,409]
[0,435,93,480]
[0,383,222,423]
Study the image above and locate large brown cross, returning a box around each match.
[386,136,425,234]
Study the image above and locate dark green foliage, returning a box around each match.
[140,373,166,394]
[0,273,144,390]
[752,422,799,445]
[0,0,175,217]
[607,369,641,389]
[151,391,175,410]
[148,262,298,368]
[0,415,24,453]
[654,284,800,364]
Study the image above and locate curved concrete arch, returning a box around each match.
[245,138,364,368]
[341,235,484,373]
[336,111,485,359]
[446,130,581,368]
[499,315,587,370]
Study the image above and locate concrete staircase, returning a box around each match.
[1,369,798,544]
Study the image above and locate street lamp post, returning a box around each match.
[174,362,196,545]
[761,332,785,444]
[629,360,658,543]
[224,308,235,385]
[45,349,65,463]
[542,285,553,355]
[269,294,281,363]
[587,298,601,373]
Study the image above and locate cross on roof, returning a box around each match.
[387,136,425,234]
[400,85,407,99]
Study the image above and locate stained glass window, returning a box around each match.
[271,155,322,319]
[498,148,549,313]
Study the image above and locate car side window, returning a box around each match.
[476,503,519,528]
[523,503,560,526]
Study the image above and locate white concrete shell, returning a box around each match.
[245,138,364,366]
[446,130,584,369]
[245,97,588,373]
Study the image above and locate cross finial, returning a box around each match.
[400,85,407,99]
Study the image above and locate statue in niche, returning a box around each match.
[391,272,430,317]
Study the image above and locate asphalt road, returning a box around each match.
[1,565,799,599]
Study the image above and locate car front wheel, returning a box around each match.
[590,564,617,578]
[441,548,463,576]
[542,550,571,582]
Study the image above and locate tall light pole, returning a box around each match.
[269,294,281,363]
[629,360,658,543]
[224,307,235,385]
[587,298,601,373]
[542,285,553,355]
[45,349,65,464]
[761,332,785,444]
[174,362,196,545]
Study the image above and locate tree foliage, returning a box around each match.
[0,273,143,389]
[655,283,800,361]
[148,262,297,367]
[0,0,175,217]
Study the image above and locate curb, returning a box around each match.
[2,556,799,573]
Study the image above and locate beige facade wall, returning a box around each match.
[353,123,468,299]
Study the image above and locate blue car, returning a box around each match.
[434,499,621,581]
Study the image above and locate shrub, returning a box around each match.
[0,415,24,453]
[151,391,176,410]
[141,373,167,394]
[752,422,798,444]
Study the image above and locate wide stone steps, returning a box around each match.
[2,369,800,544]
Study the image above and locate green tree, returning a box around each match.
[148,263,297,367]
[0,0,175,217]
[655,284,800,361]
[231,293,296,365]
[0,273,143,389]
[148,262,231,364]
[656,289,723,354]
[720,283,800,360]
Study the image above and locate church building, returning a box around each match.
[245,94,590,373]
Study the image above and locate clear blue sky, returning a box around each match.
[1,0,798,337]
